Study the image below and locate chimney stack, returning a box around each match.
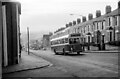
[66,24,69,28]
[73,21,76,25]
[88,13,93,20]
[96,10,101,17]
[105,5,111,14]
[69,22,72,26]
[82,16,86,22]
[77,18,81,24]
[118,1,120,8]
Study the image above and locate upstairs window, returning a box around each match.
[102,22,104,30]
[91,25,93,31]
[108,17,111,26]
[81,28,83,33]
[77,28,79,33]
[115,16,118,26]
[65,38,68,43]
[98,22,101,30]
[88,25,89,32]
[97,23,98,30]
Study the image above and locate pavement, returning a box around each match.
[83,49,120,53]
[2,51,51,74]
[82,45,119,53]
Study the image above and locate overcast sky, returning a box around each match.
[18,0,118,33]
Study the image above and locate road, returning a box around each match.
[3,49,118,78]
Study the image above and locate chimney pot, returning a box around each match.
[69,22,72,26]
[96,10,101,17]
[82,16,86,22]
[77,18,81,24]
[73,21,76,25]
[88,13,93,20]
[106,5,111,14]
[66,24,69,28]
[118,1,120,8]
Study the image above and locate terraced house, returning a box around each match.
[52,1,120,50]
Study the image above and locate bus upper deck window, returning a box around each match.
[65,38,68,43]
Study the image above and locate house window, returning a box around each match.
[115,16,117,26]
[92,37,94,43]
[102,22,104,30]
[110,32,112,41]
[81,27,84,33]
[97,23,98,30]
[98,22,100,30]
[84,27,85,33]
[91,25,93,31]
[84,38,86,43]
[85,26,86,33]
[80,28,81,33]
[103,21,105,29]
[88,25,89,32]
[93,25,94,31]
[77,27,80,33]
[108,17,111,26]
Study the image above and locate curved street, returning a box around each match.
[3,49,118,77]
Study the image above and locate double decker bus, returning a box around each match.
[50,33,84,55]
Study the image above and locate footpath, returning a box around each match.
[83,50,119,53]
[83,45,119,53]
[2,51,51,74]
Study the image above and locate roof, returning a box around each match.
[106,8,119,16]
[52,8,119,38]
[76,8,119,28]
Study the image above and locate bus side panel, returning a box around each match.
[51,45,66,53]
[51,44,83,53]
[64,45,71,52]
[56,45,64,52]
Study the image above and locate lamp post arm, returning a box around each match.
[70,14,83,17]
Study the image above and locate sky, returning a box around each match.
[18,0,118,33]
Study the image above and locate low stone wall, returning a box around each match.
[84,45,119,51]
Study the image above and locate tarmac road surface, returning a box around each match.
[3,49,118,78]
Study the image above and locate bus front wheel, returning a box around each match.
[77,52,80,55]
[54,49,58,55]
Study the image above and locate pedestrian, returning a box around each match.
[19,44,22,58]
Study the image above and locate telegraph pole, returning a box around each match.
[27,27,29,55]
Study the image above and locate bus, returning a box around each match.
[50,33,84,55]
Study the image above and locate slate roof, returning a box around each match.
[51,8,119,38]
[106,8,119,16]
[76,8,119,28]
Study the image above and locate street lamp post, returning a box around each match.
[88,36,90,50]
[27,27,30,55]
[70,14,83,17]
[101,33,105,50]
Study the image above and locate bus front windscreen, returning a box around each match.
[69,38,80,44]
